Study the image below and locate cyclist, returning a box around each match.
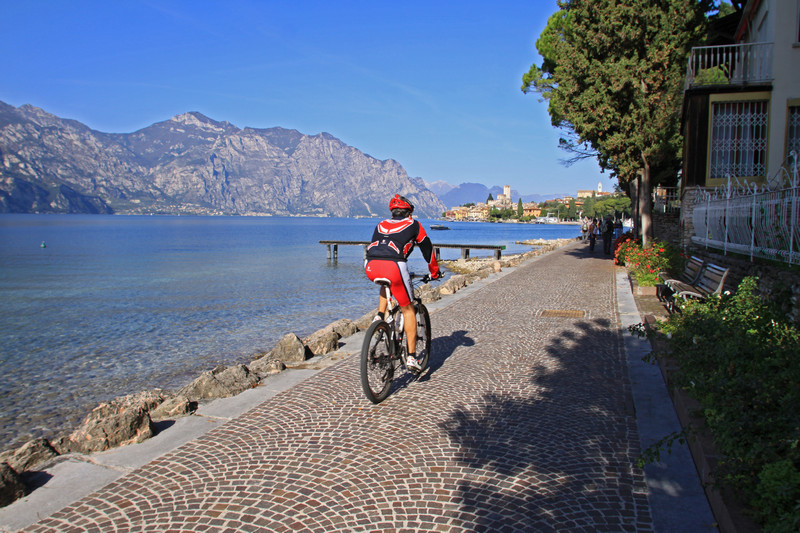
[365,194,440,371]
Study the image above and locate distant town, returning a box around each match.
[443,183,628,223]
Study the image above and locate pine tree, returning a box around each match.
[522,0,710,244]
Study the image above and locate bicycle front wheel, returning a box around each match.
[360,321,395,403]
[415,304,431,371]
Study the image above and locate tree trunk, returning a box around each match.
[629,176,640,239]
[639,159,653,247]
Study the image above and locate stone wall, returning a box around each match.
[652,212,680,245]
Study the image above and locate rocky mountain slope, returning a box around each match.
[0,102,445,217]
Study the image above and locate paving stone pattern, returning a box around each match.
[29,242,653,532]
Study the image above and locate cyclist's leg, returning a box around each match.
[401,303,416,354]
[377,285,389,315]
[389,262,415,354]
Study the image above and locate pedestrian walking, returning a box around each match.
[589,218,599,252]
[602,215,614,255]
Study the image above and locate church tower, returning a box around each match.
[597,182,603,193]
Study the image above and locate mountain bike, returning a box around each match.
[360,273,437,404]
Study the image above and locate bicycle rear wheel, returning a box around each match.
[415,303,431,371]
[360,321,395,403]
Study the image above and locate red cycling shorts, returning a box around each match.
[364,259,413,307]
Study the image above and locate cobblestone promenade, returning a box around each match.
[30,242,655,532]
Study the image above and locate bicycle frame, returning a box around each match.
[360,273,436,403]
[375,274,429,368]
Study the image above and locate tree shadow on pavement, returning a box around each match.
[419,330,475,382]
[438,318,650,531]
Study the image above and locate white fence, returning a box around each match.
[691,153,800,264]
[685,42,773,89]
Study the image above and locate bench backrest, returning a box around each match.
[682,256,705,284]
[696,263,729,295]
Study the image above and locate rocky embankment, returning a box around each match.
[0,238,576,507]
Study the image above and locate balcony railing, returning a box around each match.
[685,42,773,89]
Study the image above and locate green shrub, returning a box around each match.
[659,277,800,528]
[754,460,800,532]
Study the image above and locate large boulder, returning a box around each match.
[325,318,358,339]
[178,364,259,401]
[248,356,286,378]
[354,309,379,331]
[58,396,155,454]
[416,284,441,304]
[304,330,340,356]
[270,333,311,363]
[439,274,468,295]
[0,438,58,473]
[149,394,195,421]
[0,463,26,508]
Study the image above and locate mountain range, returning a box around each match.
[428,181,567,208]
[0,101,565,217]
[0,102,445,217]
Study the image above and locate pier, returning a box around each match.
[319,240,506,261]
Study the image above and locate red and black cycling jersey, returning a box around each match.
[366,216,439,277]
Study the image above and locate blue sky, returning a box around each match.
[0,0,611,196]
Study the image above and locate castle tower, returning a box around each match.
[504,185,511,199]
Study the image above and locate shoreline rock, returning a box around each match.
[0,237,577,507]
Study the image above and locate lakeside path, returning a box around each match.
[5,241,715,532]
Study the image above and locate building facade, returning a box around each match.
[681,0,800,189]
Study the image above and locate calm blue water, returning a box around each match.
[0,215,578,449]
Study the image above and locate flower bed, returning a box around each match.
[614,233,682,286]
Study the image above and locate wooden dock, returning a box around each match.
[319,240,506,261]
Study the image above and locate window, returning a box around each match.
[709,100,769,180]
[788,105,800,163]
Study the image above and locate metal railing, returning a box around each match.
[685,42,773,89]
[691,153,800,264]
[653,187,681,214]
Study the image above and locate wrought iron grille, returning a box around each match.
[709,100,769,179]
[692,152,800,264]
[789,106,800,158]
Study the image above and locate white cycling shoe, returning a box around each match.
[406,356,422,371]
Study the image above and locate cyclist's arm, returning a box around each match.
[415,223,440,278]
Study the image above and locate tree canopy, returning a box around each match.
[522,0,712,242]
[524,0,709,186]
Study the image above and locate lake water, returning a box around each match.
[0,215,578,450]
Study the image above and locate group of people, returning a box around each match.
[580,214,623,255]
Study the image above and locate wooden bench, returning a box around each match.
[657,255,705,302]
[665,262,730,312]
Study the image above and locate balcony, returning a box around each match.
[685,42,773,89]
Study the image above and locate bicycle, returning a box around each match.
[360,273,438,404]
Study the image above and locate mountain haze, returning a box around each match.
[0,102,445,217]
[439,181,570,208]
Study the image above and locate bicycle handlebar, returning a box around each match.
[410,272,444,284]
